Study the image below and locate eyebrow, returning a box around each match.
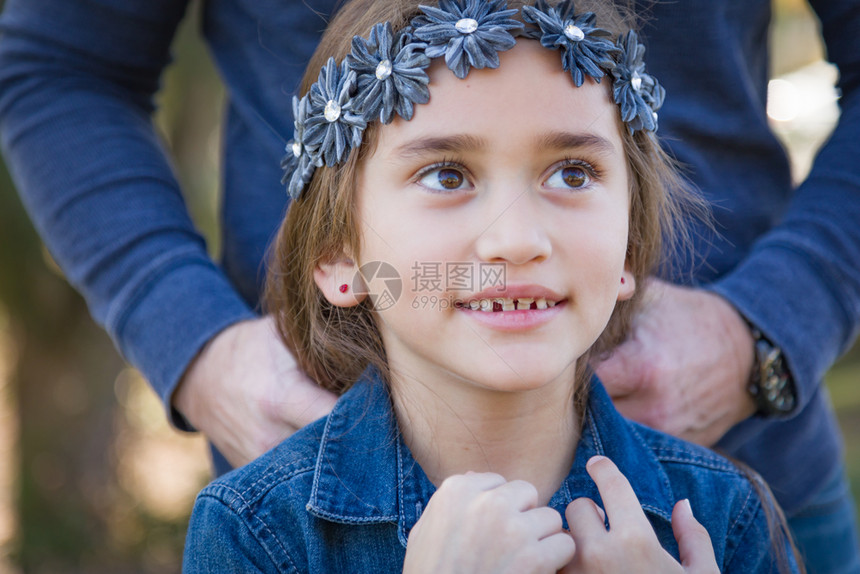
[394,134,487,158]
[536,131,616,156]
[392,130,616,159]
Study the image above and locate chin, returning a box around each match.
[466,358,577,394]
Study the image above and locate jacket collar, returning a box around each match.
[552,380,676,525]
[306,369,435,546]
[306,369,676,545]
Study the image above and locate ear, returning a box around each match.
[617,268,636,302]
[313,255,367,307]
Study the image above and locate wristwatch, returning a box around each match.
[747,325,797,416]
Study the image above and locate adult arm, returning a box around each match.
[0,0,336,465]
[0,0,250,412]
[707,0,860,414]
[598,0,860,445]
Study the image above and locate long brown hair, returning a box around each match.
[265,0,700,397]
[264,5,802,571]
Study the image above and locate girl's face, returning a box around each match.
[354,40,634,397]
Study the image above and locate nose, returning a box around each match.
[474,192,552,265]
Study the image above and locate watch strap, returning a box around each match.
[747,326,797,416]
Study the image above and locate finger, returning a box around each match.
[639,277,669,306]
[277,376,339,427]
[492,479,540,511]
[609,392,663,430]
[585,456,653,532]
[439,471,507,495]
[672,499,718,573]
[523,506,565,540]
[593,342,644,398]
[565,496,607,543]
[611,387,717,447]
[539,531,577,570]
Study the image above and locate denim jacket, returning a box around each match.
[2,0,858,513]
[183,371,796,573]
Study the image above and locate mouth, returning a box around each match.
[455,297,564,312]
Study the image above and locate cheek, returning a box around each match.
[358,201,467,287]
[360,212,441,267]
[565,207,629,267]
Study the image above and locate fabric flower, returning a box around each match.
[611,30,665,133]
[281,94,318,199]
[522,0,618,87]
[411,0,523,79]
[282,150,316,200]
[303,57,367,167]
[348,22,432,123]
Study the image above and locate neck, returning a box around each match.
[390,365,581,505]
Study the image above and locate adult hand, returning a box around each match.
[403,473,575,574]
[172,316,338,467]
[595,279,757,446]
[562,456,719,574]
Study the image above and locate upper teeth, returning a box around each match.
[466,297,558,312]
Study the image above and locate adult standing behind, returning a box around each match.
[0,0,857,571]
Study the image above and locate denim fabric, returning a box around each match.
[183,371,798,573]
[788,467,860,574]
[1,0,859,519]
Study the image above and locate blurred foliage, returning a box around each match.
[0,1,216,572]
[0,0,857,572]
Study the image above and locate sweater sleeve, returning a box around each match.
[708,0,860,414]
[0,0,256,427]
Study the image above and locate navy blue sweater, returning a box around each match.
[0,0,858,514]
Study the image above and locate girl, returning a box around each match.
[183,1,799,572]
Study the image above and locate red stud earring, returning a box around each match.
[339,284,349,293]
[620,277,626,285]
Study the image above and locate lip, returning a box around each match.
[456,284,566,332]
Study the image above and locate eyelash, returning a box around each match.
[538,157,603,194]
[412,156,603,192]
[413,157,472,193]
[550,157,602,183]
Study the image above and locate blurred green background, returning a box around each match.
[0,0,857,572]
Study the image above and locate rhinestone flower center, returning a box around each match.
[376,59,393,80]
[291,141,302,158]
[324,100,341,122]
[630,72,642,92]
[563,23,585,42]
[455,18,479,34]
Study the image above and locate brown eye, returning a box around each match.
[562,166,588,188]
[546,163,593,191]
[418,165,472,192]
[438,168,464,189]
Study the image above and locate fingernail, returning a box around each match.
[681,498,692,514]
[586,455,607,468]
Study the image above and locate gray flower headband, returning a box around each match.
[282,0,665,199]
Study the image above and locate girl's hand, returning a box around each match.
[561,456,719,574]
[403,472,575,574]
